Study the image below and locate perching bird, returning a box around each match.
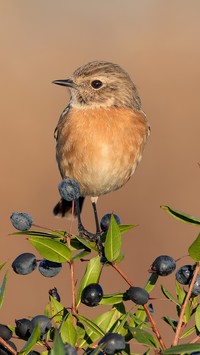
[53,61,150,236]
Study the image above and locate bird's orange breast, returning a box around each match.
[56,107,149,197]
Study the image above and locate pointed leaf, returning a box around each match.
[11,229,65,238]
[144,273,159,293]
[19,323,40,355]
[104,215,122,262]
[28,236,71,262]
[126,327,160,348]
[76,256,101,307]
[162,316,177,332]
[161,284,180,306]
[0,261,7,271]
[119,224,137,234]
[161,206,200,225]
[180,325,196,339]
[51,330,65,355]
[77,314,105,338]
[188,234,200,261]
[0,270,8,309]
[195,304,200,331]
[100,293,124,305]
[163,343,200,354]
[60,314,77,345]
[75,235,97,252]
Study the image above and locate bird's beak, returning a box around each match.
[52,79,76,88]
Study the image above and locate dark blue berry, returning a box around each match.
[81,283,103,307]
[125,286,149,305]
[39,259,62,277]
[176,265,193,285]
[15,318,33,340]
[58,179,80,201]
[30,315,52,338]
[98,333,125,354]
[10,212,32,231]
[151,255,176,276]
[191,275,200,296]
[0,324,12,341]
[100,214,121,232]
[12,253,37,275]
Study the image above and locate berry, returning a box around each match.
[125,286,149,305]
[10,212,33,231]
[27,352,40,355]
[81,283,103,307]
[49,287,61,302]
[176,265,193,285]
[98,333,125,354]
[151,255,176,276]
[191,274,200,296]
[30,315,52,338]
[38,259,62,277]
[15,318,33,340]
[0,340,17,355]
[63,342,77,355]
[58,178,80,201]
[0,324,12,341]
[12,253,37,275]
[100,213,121,232]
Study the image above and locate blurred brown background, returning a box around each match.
[1,0,200,352]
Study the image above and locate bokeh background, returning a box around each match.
[1,0,200,352]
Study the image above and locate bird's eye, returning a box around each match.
[91,80,103,89]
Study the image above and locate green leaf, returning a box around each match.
[51,330,65,355]
[119,224,137,234]
[12,229,65,238]
[28,236,71,262]
[195,304,200,331]
[0,261,7,271]
[162,316,177,332]
[60,314,77,345]
[161,205,200,225]
[163,343,200,354]
[104,215,122,262]
[175,281,186,305]
[161,284,180,306]
[100,293,124,305]
[126,327,160,348]
[188,234,200,261]
[77,314,105,338]
[76,256,101,307]
[72,249,91,261]
[144,273,159,293]
[180,325,196,339]
[19,323,40,355]
[0,270,8,310]
[75,235,97,252]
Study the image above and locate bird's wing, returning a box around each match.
[54,104,71,140]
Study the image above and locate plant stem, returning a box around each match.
[111,262,166,350]
[172,262,200,346]
[111,262,133,286]
[0,337,17,355]
[67,200,77,324]
[143,304,166,350]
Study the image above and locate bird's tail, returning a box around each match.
[53,197,85,218]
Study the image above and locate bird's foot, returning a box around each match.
[78,225,104,256]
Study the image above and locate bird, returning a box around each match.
[53,60,150,237]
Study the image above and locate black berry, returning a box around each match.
[30,315,52,338]
[38,259,62,277]
[125,286,149,305]
[58,178,80,201]
[100,213,121,232]
[98,333,125,354]
[191,275,200,296]
[12,253,37,275]
[176,265,194,285]
[0,324,12,341]
[81,283,103,307]
[10,212,32,231]
[27,352,40,355]
[151,255,176,276]
[15,318,33,340]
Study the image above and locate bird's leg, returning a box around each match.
[74,198,96,241]
[91,197,104,256]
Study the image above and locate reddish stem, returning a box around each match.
[172,262,200,346]
[0,337,17,355]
